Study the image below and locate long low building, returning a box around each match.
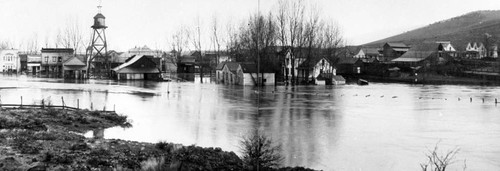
[113,55,160,80]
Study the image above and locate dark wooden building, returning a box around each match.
[113,55,160,80]
[382,43,410,62]
[335,58,364,75]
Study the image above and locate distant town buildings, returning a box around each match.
[0,49,20,73]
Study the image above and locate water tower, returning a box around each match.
[87,3,109,78]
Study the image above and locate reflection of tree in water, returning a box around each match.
[249,86,342,168]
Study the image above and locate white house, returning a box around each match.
[238,63,275,86]
[217,62,275,86]
[0,49,20,73]
[298,57,336,85]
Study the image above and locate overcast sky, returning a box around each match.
[1,0,500,52]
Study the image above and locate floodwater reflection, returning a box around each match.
[1,75,500,170]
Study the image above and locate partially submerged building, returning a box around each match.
[63,56,87,79]
[41,48,74,77]
[113,55,161,80]
[0,49,20,73]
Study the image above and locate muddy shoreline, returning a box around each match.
[0,108,315,171]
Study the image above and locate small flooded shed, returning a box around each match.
[63,56,87,79]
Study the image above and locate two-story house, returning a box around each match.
[41,48,74,77]
[0,49,20,73]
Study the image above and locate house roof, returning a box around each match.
[113,55,152,72]
[363,47,381,56]
[179,56,196,64]
[392,51,435,62]
[41,48,74,53]
[240,63,273,73]
[298,57,332,69]
[332,75,346,82]
[225,62,240,72]
[386,42,409,48]
[215,63,225,70]
[112,67,159,74]
[345,46,362,55]
[63,56,86,66]
[392,48,410,52]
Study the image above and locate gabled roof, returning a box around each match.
[63,56,86,66]
[298,57,332,69]
[179,56,196,64]
[392,50,435,62]
[362,47,381,56]
[215,62,225,70]
[225,62,240,72]
[240,63,274,73]
[345,46,362,55]
[41,48,74,53]
[332,75,346,82]
[385,42,410,48]
[113,55,149,71]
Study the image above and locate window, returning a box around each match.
[45,56,49,62]
[52,57,56,62]
[58,57,62,62]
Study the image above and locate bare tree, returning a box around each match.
[240,129,283,170]
[303,5,322,83]
[57,19,84,53]
[420,143,465,171]
[211,14,222,64]
[321,21,344,61]
[26,33,40,55]
[287,0,306,85]
[191,16,205,83]
[0,41,11,49]
[170,25,191,67]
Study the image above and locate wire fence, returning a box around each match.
[0,95,116,112]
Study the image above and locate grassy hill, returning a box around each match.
[365,10,500,50]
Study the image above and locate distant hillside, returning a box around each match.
[365,10,500,50]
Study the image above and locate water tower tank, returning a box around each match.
[92,13,107,29]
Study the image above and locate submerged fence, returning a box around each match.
[0,95,116,112]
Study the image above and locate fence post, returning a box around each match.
[77,99,79,109]
[61,97,65,109]
[103,106,106,111]
[91,102,93,111]
[21,96,23,107]
[0,95,2,108]
[42,99,45,109]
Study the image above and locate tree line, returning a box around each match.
[169,0,344,85]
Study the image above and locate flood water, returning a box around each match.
[1,74,500,170]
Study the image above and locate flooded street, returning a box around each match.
[1,74,500,170]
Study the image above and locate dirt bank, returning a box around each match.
[0,108,315,171]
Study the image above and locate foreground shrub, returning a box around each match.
[173,145,243,170]
[420,143,466,171]
[240,129,283,170]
